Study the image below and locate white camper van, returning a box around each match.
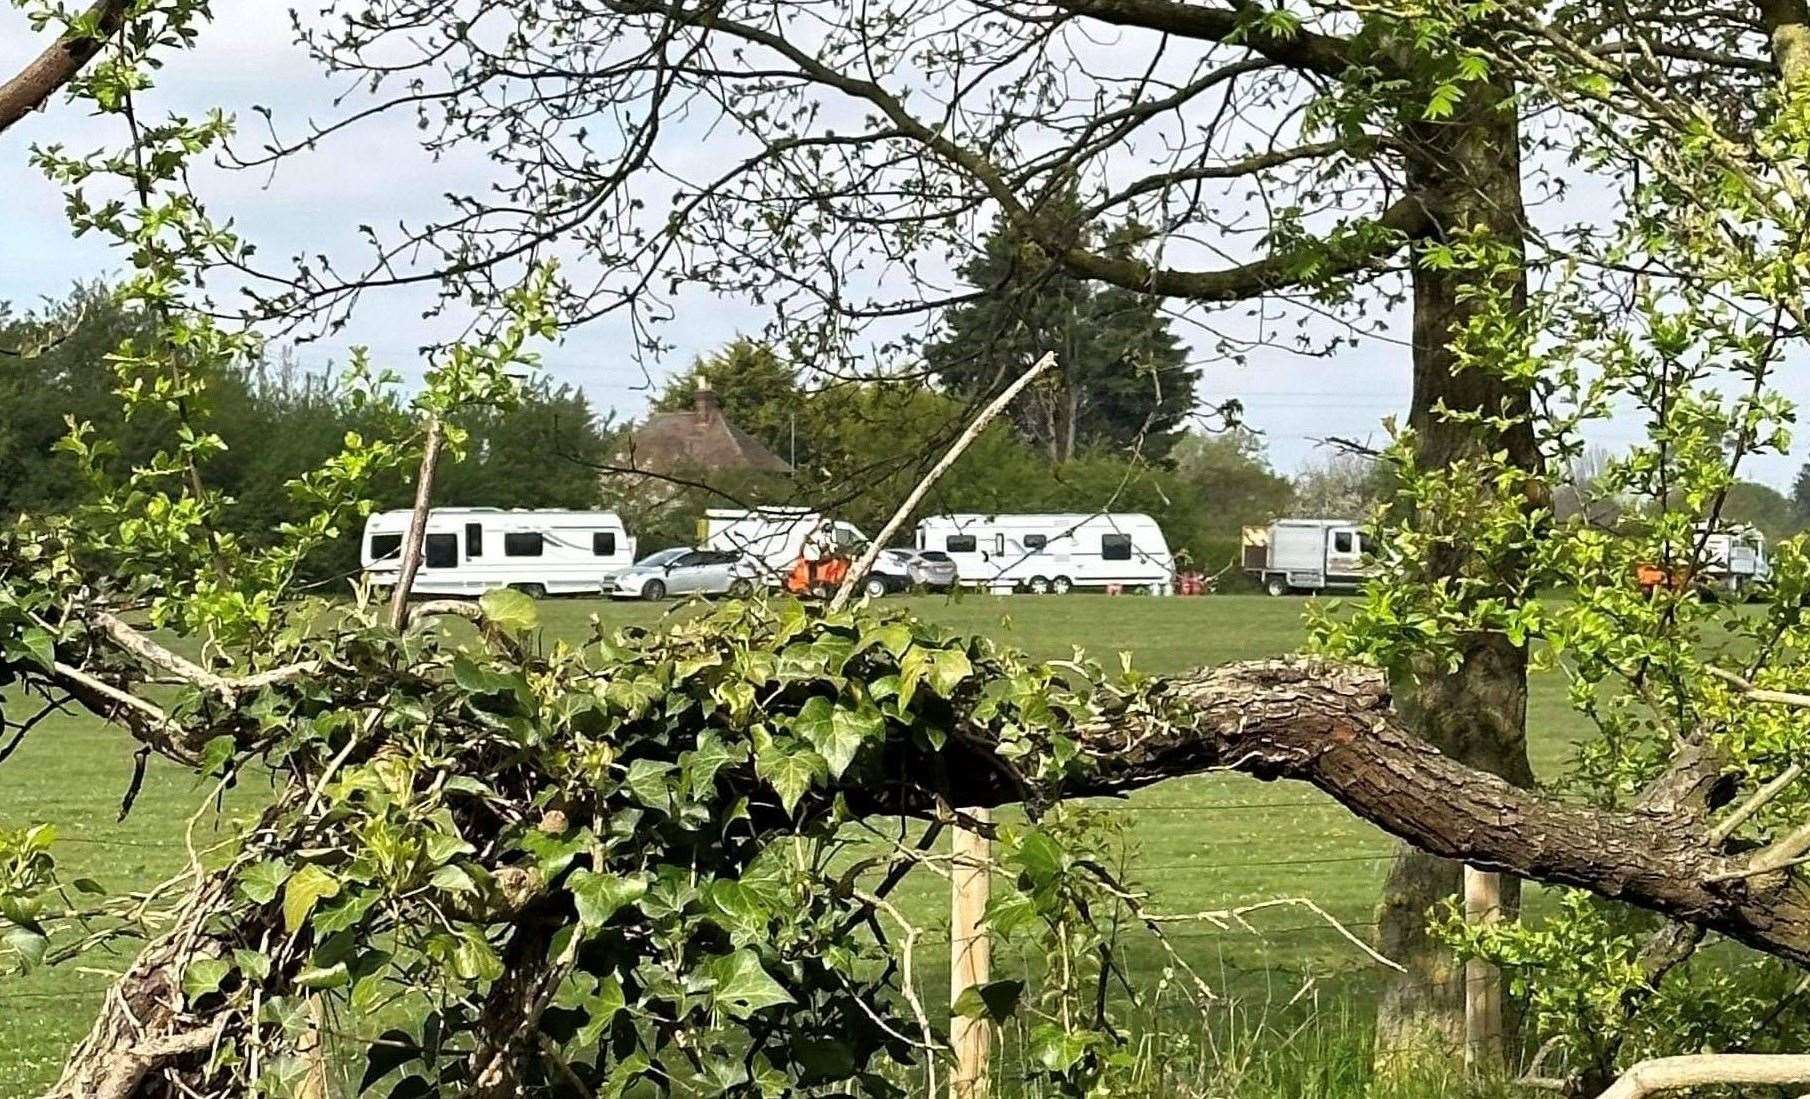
[700,508,868,584]
[915,513,1174,594]
[1683,522,1771,596]
[1241,519,1371,596]
[362,508,637,597]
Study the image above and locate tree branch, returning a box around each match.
[1050,0,1357,76]
[1595,1053,1810,1098]
[905,658,1810,967]
[829,351,1059,611]
[0,0,130,137]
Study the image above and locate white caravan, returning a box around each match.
[700,508,868,583]
[1241,519,1372,596]
[362,508,637,597]
[1681,522,1771,596]
[915,513,1175,594]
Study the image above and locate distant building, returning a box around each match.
[607,382,792,546]
[622,381,791,476]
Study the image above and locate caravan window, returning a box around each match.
[994,534,1007,555]
[1023,534,1048,551]
[465,523,483,558]
[593,532,617,556]
[1333,531,1355,554]
[370,533,402,561]
[1101,534,1132,561]
[424,534,458,569]
[504,532,544,557]
[946,535,977,553]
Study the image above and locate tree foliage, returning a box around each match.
[925,208,1198,463]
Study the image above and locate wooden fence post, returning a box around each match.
[1463,865,1504,1070]
[951,809,993,1099]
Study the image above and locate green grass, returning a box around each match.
[0,594,1591,1095]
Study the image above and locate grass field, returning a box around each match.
[0,594,1591,1095]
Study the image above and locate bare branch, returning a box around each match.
[829,351,1059,611]
[1595,1053,1810,1098]
[389,416,445,629]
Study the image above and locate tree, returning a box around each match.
[242,0,1552,1053]
[926,207,1198,462]
[1291,452,1390,520]
[1169,431,1293,535]
[1718,481,1800,540]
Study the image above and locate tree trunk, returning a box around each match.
[1374,79,1542,1067]
[44,882,242,1099]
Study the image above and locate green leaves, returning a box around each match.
[568,869,648,930]
[755,744,827,815]
[708,949,794,1018]
[952,978,1024,1024]
[182,957,233,1002]
[283,864,342,932]
[238,859,290,905]
[478,587,539,633]
[791,695,885,779]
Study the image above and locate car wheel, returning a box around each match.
[1027,575,1051,595]
[864,576,889,599]
[512,583,548,599]
[1266,575,1290,597]
[727,578,754,599]
[1050,576,1073,595]
[642,579,666,601]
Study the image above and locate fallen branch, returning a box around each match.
[829,352,1058,612]
[388,415,445,629]
[1595,1053,1810,1098]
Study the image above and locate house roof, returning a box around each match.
[624,385,792,475]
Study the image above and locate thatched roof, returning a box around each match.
[624,384,792,475]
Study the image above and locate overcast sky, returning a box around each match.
[2,7,1804,491]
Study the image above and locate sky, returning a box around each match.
[1,6,1803,491]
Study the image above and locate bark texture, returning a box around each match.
[1375,73,1543,1061]
[0,0,130,137]
[45,888,239,1099]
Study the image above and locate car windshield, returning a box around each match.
[918,551,950,562]
[635,547,689,567]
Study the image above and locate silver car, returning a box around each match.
[611,548,757,601]
[861,548,959,597]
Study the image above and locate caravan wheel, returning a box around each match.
[1050,576,1074,595]
[1265,575,1290,597]
[512,583,548,600]
[1026,576,1051,595]
[727,578,754,599]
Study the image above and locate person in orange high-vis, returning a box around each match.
[785,520,850,597]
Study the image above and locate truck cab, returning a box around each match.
[1242,519,1372,596]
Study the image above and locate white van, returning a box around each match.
[361,507,637,597]
[699,508,867,584]
[1241,518,1372,597]
[1683,522,1771,596]
[915,513,1174,594]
